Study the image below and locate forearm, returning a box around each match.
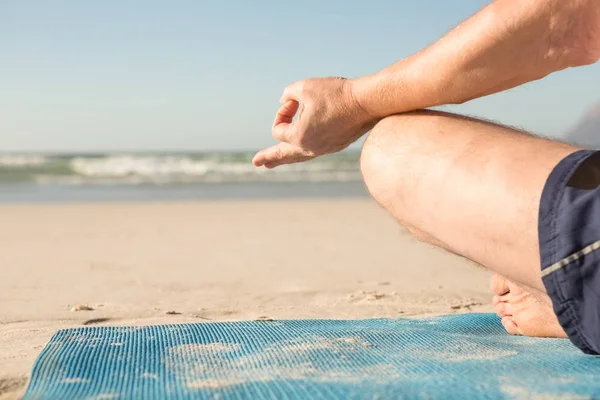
[352,0,600,118]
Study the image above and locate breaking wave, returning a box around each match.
[0,152,362,185]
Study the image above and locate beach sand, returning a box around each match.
[0,200,492,399]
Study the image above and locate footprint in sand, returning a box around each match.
[450,300,485,311]
[191,309,239,321]
[348,291,387,302]
[83,318,113,326]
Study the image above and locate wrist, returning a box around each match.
[348,59,429,119]
[348,74,389,120]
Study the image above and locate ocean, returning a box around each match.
[0,152,368,203]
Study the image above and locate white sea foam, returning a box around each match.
[66,155,360,184]
[0,155,48,167]
[1,153,362,185]
[70,156,214,177]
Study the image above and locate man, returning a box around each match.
[253,0,600,354]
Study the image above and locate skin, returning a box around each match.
[359,110,576,336]
[253,0,600,168]
[253,0,600,338]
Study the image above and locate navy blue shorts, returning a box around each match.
[539,149,600,355]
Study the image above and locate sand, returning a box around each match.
[0,200,492,399]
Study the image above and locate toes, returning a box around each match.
[501,316,520,335]
[490,274,510,296]
[494,297,513,317]
[492,295,502,307]
[506,279,526,296]
[492,293,510,306]
[494,301,505,317]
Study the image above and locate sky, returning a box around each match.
[2,0,599,152]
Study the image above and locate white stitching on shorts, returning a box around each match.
[541,239,600,277]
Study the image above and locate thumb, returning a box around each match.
[252,143,315,169]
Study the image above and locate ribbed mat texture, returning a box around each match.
[24,314,600,399]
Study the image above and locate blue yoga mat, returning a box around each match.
[24,313,600,399]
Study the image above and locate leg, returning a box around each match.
[360,110,579,337]
[360,110,578,291]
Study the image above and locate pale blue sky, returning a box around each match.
[2,0,599,152]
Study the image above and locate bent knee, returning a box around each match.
[360,119,397,208]
[360,110,466,202]
[360,113,423,209]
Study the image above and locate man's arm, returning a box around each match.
[352,0,600,118]
[254,0,600,169]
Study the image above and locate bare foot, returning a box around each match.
[490,274,567,338]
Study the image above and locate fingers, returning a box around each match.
[272,100,300,143]
[252,143,314,169]
[253,80,313,169]
[280,80,304,104]
[273,81,308,144]
[272,100,299,128]
[264,152,314,169]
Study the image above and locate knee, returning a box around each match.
[360,124,435,243]
[360,115,412,210]
[360,111,448,206]
[360,113,452,247]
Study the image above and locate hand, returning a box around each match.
[253,77,377,169]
